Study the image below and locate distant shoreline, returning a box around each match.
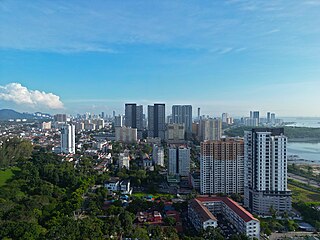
[289,138,320,143]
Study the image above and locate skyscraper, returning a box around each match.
[60,124,75,154]
[114,115,123,127]
[153,144,164,167]
[168,146,190,176]
[200,139,244,195]
[172,105,192,135]
[148,104,165,140]
[267,112,271,123]
[244,128,291,216]
[199,118,222,141]
[125,103,143,139]
[252,111,260,125]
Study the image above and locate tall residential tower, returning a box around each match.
[148,104,165,140]
[244,128,291,216]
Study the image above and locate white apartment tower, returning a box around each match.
[119,150,130,170]
[244,128,291,216]
[200,139,244,195]
[168,146,190,176]
[60,124,76,154]
[152,145,164,167]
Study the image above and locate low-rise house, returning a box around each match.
[105,177,120,192]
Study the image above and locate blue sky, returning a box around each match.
[1,0,320,117]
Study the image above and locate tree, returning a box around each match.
[201,227,224,240]
[132,227,149,240]
[164,216,176,226]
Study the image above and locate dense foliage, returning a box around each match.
[294,202,320,231]
[0,137,33,168]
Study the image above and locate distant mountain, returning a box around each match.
[0,109,52,120]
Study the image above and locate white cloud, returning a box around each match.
[0,83,64,109]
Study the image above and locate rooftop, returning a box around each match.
[189,199,217,222]
[196,196,258,223]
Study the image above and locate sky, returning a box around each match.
[1,0,320,117]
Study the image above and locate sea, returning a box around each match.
[282,117,320,128]
[283,117,320,164]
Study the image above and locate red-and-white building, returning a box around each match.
[189,196,260,239]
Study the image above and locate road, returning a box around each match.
[288,173,320,188]
[269,231,317,240]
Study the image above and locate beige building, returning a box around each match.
[199,118,222,141]
[166,123,185,143]
[41,121,51,130]
[115,126,137,143]
[200,138,244,194]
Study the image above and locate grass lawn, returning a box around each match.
[288,183,320,203]
[131,192,175,200]
[0,167,20,187]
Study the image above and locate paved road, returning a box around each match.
[269,231,317,240]
[288,173,320,188]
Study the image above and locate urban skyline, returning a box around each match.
[1,1,320,116]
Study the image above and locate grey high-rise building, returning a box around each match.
[172,105,192,135]
[148,104,165,140]
[267,112,271,123]
[169,146,190,176]
[252,111,260,125]
[125,103,143,139]
[244,128,291,216]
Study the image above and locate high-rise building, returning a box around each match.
[200,139,244,195]
[125,103,144,139]
[101,112,105,119]
[198,108,201,121]
[115,126,137,143]
[54,114,67,123]
[114,115,123,127]
[271,113,276,124]
[244,128,291,216]
[267,112,271,123]
[172,105,192,135]
[252,111,260,125]
[119,150,130,170]
[152,145,164,167]
[148,104,165,140]
[168,146,190,176]
[166,123,185,143]
[222,113,233,125]
[199,118,222,141]
[60,124,75,154]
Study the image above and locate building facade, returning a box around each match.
[172,105,192,135]
[60,124,75,154]
[199,118,222,141]
[119,150,130,170]
[244,128,292,216]
[148,104,165,140]
[125,103,143,139]
[115,126,137,143]
[152,144,164,167]
[168,146,190,176]
[200,139,244,194]
[191,197,260,239]
[166,123,185,143]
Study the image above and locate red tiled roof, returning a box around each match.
[196,196,258,223]
[190,199,217,222]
